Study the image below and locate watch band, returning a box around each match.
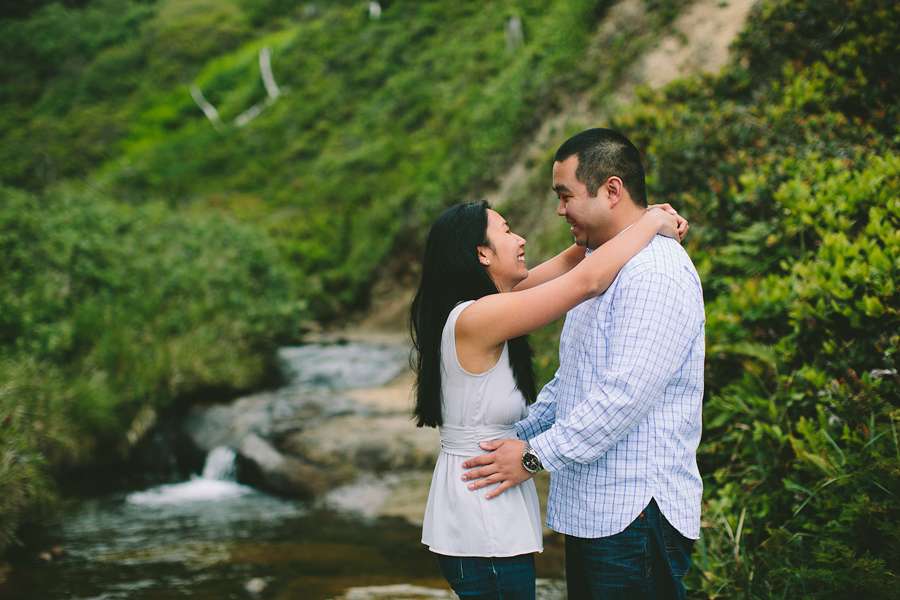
[522,442,543,474]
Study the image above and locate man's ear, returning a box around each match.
[605,176,625,208]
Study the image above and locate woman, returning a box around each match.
[409,201,685,599]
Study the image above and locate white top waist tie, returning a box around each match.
[438,424,517,457]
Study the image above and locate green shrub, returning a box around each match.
[583,1,900,596]
[142,0,253,85]
[735,0,900,137]
[687,155,900,598]
[0,184,308,551]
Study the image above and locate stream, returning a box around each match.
[5,474,446,599]
[2,341,566,599]
[2,342,451,600]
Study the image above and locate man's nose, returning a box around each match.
[557,200,566,216]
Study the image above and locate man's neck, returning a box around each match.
[590,209,646,249]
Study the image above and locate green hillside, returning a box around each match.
[1,0,644,555]
[1,0,898,596]
[1,0,624,313]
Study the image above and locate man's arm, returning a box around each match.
[516,367,561,440]
[463,269,702,497]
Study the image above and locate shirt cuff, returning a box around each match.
[514,420,528,440]
[515,416,545,442]
[529,432,566,473]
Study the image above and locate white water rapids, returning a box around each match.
[127,446,250,506]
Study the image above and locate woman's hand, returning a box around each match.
[648,203,689,242]
[646,206,680,241]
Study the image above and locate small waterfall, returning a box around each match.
[128,446,248,505]
[201,446,237,481]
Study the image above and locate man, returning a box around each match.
[461,128,705,599]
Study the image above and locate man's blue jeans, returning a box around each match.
[434,553,535,600]
[564,498,694,600]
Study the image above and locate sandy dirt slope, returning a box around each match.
[641,0,759,89]
[485,0,759,215]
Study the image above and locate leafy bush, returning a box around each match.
[0,184,308,551]
[687,155,900,599]
[736,0,899,137]
[0,0,157,189]
[599,1,900,596]
[142,0,253,84]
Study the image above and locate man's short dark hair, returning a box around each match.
[554,128,648,208]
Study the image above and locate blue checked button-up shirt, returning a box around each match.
[516,235,705,539]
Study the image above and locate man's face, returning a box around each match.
[552,156,609,250]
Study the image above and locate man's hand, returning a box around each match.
[460,438,533,500]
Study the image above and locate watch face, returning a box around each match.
[524,453,540,472]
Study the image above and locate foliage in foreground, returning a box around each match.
[0,185,308,551]
[595,0,900,596]
[686,156,900,598]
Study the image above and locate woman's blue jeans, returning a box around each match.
[434,553,535,600]
[564,498,694,600]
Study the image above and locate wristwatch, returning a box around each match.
[522,442,543,474]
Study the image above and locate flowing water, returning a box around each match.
[2,342,566,599]
[2,342,450,600]
[4,467,446,599]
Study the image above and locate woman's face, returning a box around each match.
[479,209,527,292]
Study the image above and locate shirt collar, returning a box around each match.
[584,220,639,256]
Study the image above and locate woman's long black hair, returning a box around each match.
[409,201,537,428]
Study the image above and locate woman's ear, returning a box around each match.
[477,245,492,266]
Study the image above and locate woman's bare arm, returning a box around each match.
[456,208,678,369]
[512,244,586,292]
[512,203,687,293]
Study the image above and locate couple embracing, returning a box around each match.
[410,129,705,599]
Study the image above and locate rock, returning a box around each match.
[331,580,566,600]
[283,414,439,473]
[237,434,325,498]
[342,372,414,414]
[372,471,434,524]
[535,578,568,600]
[36,552,52,562]
[181,387,360,454]
[244,577,268,595]
[334,584,456,599]
[176,342,433,501]
[50,546,67,558]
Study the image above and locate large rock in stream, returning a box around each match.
[179,342,440,500]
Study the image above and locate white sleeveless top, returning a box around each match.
[421,301,543,557]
